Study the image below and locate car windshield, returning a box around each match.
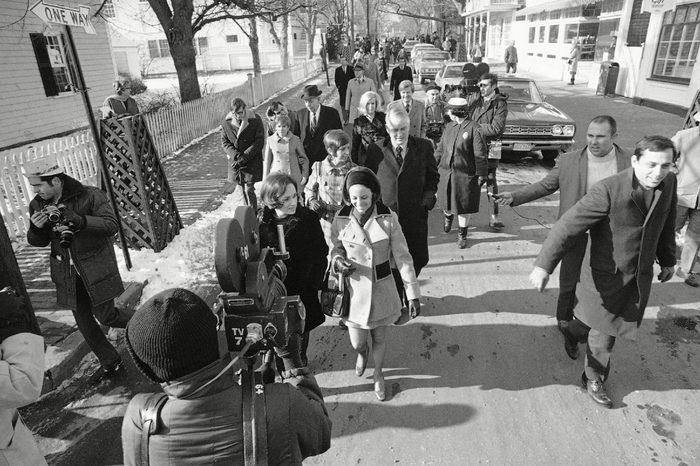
[422,52,450,61]
[443,66,463,78]
[498,80,543,103]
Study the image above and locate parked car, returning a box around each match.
[435,61,469,89]
[400,40,419,61]
[410,44,437,64]
[414,50,451,83]
[498,76,576,160]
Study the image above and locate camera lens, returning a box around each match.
[59,229,74,249]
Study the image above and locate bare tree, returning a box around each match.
[260,0,290,69]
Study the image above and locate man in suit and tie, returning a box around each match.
[335,56,354,125]
[364,106,439,278]
[494,116,631,360]
[530,136,677,408]
[386,81,426,139]
[298,84,343,165]
[389,57,413,102]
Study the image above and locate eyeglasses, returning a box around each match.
[478,83,491,88]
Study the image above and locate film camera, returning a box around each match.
[213,205,305,355]
[443,62,490,100]
[41,204,75,249]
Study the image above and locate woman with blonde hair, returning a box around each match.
[351,91,388,166]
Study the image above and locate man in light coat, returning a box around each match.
[530,136,677,408]
[495,116,631,359]
[345,63,377,123]
[386,80,427,139]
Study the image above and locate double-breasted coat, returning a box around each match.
[331,204,420,328]
[535,168,677,339]
[221,110,265,184]
[298,105,343,164]
[27,176,124,309]
[435,118,487,214]
[364,136,439,273]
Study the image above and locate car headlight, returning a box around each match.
[563,125,575,136]
[552,125,562,135]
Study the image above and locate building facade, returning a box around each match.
[462,0,526,61]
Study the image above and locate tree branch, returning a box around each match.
[376,6,462,24]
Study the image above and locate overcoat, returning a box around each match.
[535,168,677,339]
[471,93,508,169]
[334,65,354,109]
[258,206,328,331]
[389,65,414,101]
[345,78,377,122]
[27,176,124,308]
[298,105,343,164]
[386,99,427,138]
[331,204,420,328]
[435,118,487,214]
[364,136,439,272]
[351,112,387,166]
[263,133,309,186]
[221,109,265,183]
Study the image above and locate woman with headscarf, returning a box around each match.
[330,167,421,401]
[101,79,140,118]
[351,91,388,166]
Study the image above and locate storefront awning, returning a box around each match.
[516,0,596,16]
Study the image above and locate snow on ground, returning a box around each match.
[116,188,246,303]
[144,71,250,94]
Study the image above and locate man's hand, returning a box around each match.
[308,199,323,213]
[478,176,487,186]
[334,257,356,276]
[658,266,674,282]
[420,193,437,210]
[492,192,514,207]
[30,211,49,229]
[61,208,85,230]
[274,333,304,371]
[529,266,550,292]
[409,299,421,318]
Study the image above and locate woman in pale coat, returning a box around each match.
[330,168,420,401]
[568,40,580,85]
[0,287,47,466]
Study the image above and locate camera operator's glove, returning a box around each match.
[0,288,31,343]
[274,333,305,374]
[333,256,356,277]
[61,209,86,230]
[409,299,421,319]
[420,192,437,210]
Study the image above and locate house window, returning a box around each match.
[515,15,525,21]
[539,26,546,43]
[652,4,700,84]
[528,27,535,43]
[293,33,297,40]
[565,23,579,42]
[301,32,306,40]
[549,25,559,43]
[195,37,208,55]
[550,10,561,20]
[626,0,651,47]
[30,33,78,96]
[102,0,115,18]
[601,0,623,15]
[147,39,171,58]
[563,7,580,18]
[226,34,239,43]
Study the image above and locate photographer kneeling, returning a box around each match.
[121,288,332,465]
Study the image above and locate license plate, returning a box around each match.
[513,143,532,151]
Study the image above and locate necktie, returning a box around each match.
[311,112,317,133]
[395,146,404,167]
[405,104,410,114]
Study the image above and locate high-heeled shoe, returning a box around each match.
[355,350,368,377]
[374,377,386,401]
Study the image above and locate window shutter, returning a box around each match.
[30,33,59,97]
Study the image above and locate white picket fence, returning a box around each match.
[0,130,100,241]
[1,58,323,241]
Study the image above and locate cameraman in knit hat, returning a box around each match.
[121,288,331,465]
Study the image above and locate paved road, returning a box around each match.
[22,71,700,466]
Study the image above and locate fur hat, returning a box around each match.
[126,288,219,383]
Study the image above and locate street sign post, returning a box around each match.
[30,1,96,34]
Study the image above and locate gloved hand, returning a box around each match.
[308,198,324,213]
[0,287,31,343]
[274,333,305,372]
[421,193,437,210]
[409,299,421,319]
[61,208,86,230]
[478,176,487,186]
[334,257,356,277]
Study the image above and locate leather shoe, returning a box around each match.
[582,373,613,408]
[676,268,700,287]
[457,227,468,249]
[374,377,386,401]
[558,321,579,360]
[355,349,368,377]
[444,213,454,233]
[489,219,505,231]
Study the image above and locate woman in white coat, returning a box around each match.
[568,40,580,85]
[330,168,421,401]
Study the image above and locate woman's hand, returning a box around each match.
[334,257,356,276]
[409,299,421,318]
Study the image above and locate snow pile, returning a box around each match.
[116,190,245,303]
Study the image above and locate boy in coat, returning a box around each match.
[530,136,677,408]
[386,80,427,139]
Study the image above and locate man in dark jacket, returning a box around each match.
[122,288,332,465]
[472,72,508,231]
[495,116,630,359]
[298,84,343,164]
[364,106,439,276]
[389,57,413,102]
[335,56,354,125]
[25,155,129,383]
[530,136,677,408]
[504,41,518,73]
[221,97,265,210]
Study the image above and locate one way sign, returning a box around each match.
[30,1,96,35]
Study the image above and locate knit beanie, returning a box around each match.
[342,166,382,204]
[125,288,219,383]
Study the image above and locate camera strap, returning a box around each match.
[242,368,269,466]
[135,392,168,466]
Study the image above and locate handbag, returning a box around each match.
[320,268,350,318]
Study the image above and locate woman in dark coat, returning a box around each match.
[258,173,328,365]
[435,97,487,249]
[351,91,388,166]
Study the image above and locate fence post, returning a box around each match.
[248,73,256,105]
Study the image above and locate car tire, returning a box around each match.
[541,150,559,160]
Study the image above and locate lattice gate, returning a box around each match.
[681,90,700,130]
[99,115,182,252]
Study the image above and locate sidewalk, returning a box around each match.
[15,66,339,393]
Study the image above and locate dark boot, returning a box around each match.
[444,213,454,233]
[457,227,468,249]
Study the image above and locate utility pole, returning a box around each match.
[366,0,370,39]
[351,0,355,46]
